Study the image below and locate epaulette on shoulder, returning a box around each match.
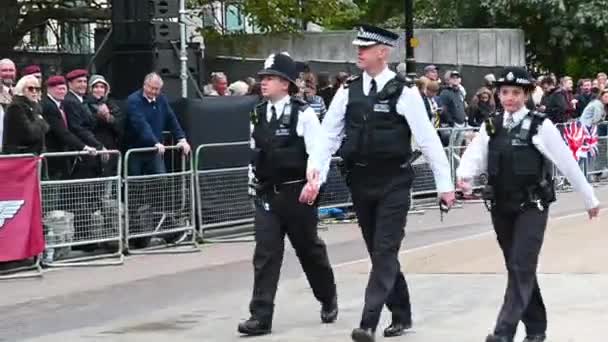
[291,97,307,106]
[531,110,546,119]
[255,100,267,108]
[343,75,361,89]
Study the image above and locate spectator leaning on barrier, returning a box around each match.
[2,74,48,155]
[125,72,191,175]
[85,74,124,174]
[42,76,93,179]
[64,69,105,151]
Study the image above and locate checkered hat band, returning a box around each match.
[357,31,396,46]
[498,77,532,85]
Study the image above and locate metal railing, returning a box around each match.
[124,146,199,254]
[0,154,44,279]
[40,150,124,267]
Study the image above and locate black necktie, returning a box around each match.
[270,105,278,123]
[369,79,377,97]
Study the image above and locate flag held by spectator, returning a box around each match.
[562,121,599,161]
[0,156,44,262]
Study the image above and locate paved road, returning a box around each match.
[1,188,606,342]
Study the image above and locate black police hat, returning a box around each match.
[494,67,535,90]
[257,52,298,87]
[352,24,399,47]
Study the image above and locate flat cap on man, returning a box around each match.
[66,69,88,81]
[47,75,66,87]
[352,24,399,47]
[22,65,41,76]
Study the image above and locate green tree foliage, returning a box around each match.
[189,0,360,33]
[349,0,608,77]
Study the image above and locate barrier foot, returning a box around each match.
[0,256,43,280]
[43,250,125,268]
[409,209,426,215]
[200,230,255,244]
[127,230,200,255]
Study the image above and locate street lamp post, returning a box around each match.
[404,0,416,78]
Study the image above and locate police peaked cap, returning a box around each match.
[257,52,298,86]
[494,67,535,90]
[352,24,399,47]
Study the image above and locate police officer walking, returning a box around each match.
[308,25,456,342]
[456,67,601,342]
[237,52,338,336]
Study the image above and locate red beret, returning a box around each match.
[22,65,41,76]
[47,75,67,88]
[66,69,88,81]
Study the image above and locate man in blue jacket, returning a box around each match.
[126,72,191,175]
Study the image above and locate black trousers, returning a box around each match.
[491,206,549,338]
[249,183,337,323]
[349,165,413,330]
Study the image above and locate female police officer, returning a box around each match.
[456,67,600,342]
[237,52,338,336]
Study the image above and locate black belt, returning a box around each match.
[272,179,306,194]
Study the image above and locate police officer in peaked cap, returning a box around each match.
[456,66,601,342]
[308,24,456,342]
[237,52,338,336]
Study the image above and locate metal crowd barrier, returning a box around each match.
[124,146,198,254]
[0,154,44,279]
[40,150,124,267]
[195,142,254,243]
[195,143,356,242]
[318,157,352,209]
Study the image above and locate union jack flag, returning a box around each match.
[562,121,599,161]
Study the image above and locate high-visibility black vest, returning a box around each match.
[487,111,555,212]
[339,75,412,166]
[251,98,307,184]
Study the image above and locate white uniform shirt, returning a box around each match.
[312,66,454,192]
[248,95,325,192]
[456,106,600,209]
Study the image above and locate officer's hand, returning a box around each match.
[154,143,166,155]
[456,177,472,195]
[588,207,600,219]
[306,168,320,188]
[439,191,456,208]
[299,182,320,205]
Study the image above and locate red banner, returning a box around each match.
[0,156,45,262]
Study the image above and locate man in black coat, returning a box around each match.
[63,69,107,181]
[41,75,93,179]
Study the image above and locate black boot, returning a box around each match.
[523,334,546,342]
[351,328,375,342]
[383,321,412,337]
[237,317,271,336]
[321,297,338,323]
[485,334,513,342]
